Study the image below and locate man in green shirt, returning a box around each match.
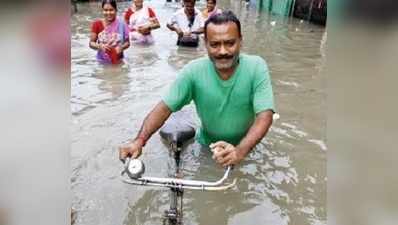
[119,11,274,167]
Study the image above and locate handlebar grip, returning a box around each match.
[124,157,131,167]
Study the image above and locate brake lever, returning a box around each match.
[120,157,130,176]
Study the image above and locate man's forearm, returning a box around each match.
[166,24,177,32]
[236,110,273,158]
[192,27,204,34]
[167,24,183,36]
[134,101,172,144]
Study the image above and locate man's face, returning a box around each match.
[205,22,241,71]
[184,1,195,17]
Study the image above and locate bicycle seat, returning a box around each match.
[159,111,195,148]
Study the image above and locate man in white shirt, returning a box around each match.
[167,0,205,47]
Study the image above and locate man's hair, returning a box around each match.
[102,0,117,10]
[204,10,241,39]
[207,0,217,3]
[183,0,196,4]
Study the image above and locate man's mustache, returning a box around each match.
[214,55,234,60]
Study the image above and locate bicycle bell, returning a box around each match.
[126,158,145,179]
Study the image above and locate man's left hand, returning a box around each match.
[210,141,244,167]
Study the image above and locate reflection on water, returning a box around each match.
[71,1,326,225]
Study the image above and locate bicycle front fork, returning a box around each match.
[163,187,183,225]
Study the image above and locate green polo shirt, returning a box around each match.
[163,54,274,146]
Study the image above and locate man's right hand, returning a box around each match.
[176,28,184,38]
[183,31,192,37]
[119,139,144,163]
[118,101,172,163]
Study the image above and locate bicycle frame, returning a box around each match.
[121,110,279,224]
[121,110,242,224]
[121,145,236,225]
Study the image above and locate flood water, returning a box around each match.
[71,1,326,225]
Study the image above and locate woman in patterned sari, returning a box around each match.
[89,0,130,64]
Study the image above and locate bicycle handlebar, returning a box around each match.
[121,158,236,191]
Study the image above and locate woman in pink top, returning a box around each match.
[124,0,160,45]
[202,0,222,20]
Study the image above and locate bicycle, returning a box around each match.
[121,116,236,225]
